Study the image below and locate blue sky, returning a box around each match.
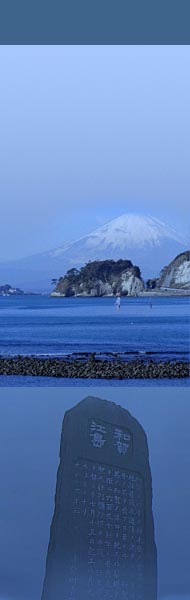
[0,45,190,260]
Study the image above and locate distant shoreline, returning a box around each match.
[0,291,189,297]
[0,356,189,379]
[50,291,190,297]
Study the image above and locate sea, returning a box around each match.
[0,294,189,386]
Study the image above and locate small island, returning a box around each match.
[0,284,24,296]
[51,259,145,297]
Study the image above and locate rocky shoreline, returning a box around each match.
[0,356,189,379]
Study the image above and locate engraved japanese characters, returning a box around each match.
[41,397,157,600]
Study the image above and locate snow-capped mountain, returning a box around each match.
[0,214,188,291]
[70,214,185,251]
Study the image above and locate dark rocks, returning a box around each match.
[0,356,189,379]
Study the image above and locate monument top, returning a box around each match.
[61,396,150,472]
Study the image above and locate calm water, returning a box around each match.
[0,294,189,362]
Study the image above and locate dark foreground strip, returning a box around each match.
[0,356,189,379]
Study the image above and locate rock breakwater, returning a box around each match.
[0,356,189,379]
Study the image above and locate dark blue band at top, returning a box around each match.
[0,0,190,45]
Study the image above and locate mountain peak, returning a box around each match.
[82,213,186,250]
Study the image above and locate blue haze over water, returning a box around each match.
[0,295,189,361]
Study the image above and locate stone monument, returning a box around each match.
[42,396,157,600]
